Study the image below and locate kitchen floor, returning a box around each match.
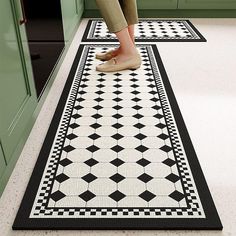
[1,18,236,235]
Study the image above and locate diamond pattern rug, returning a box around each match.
[82,19,206,42]
[12,44,221,230]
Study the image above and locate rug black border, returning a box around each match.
[82,19,207,43]
[12,44,222,230]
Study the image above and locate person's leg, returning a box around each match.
[95,0,137,61]
[95,0,141,71]
[113,27,138,64]
[121,0,138,43]
[128,24,135,44]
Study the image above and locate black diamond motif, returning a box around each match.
[132,97,141,102]
[79,191,96,202]
[84,158,99,166]
[72,113,82,119]
[109,190,126,202]
[98,72,105,76]
[160,145,172,153]
[129,72,138,76]
[114,78,122,82]
[93,105,103,110]
[74,105,83,110]
[63,145,75,153]
[154,113,164,119]
[94,97,104,102]
[113,97,123,102]
[97,84,105,88]
[133,113,144,119]
[113,105,123,110]
[110,158,125,167]
[152,105,161,110]
[92,113,102,119]
[135,145,149,153]
[165,173,180,183]
[114,84,122,88]
[59,158,72,167]
[110,173,125,183]
[136,158,151,167]
[169,190,185,202]
[96,90,104,95]
[88,133,101,140]
[69,123,80,129]
[90,123,102,129]
[134,123,145,129]
[55,173,69,183]
[111,133,124,140]
[131,84,139,88]
[131,90,140,95]
[51,190,66,202]
[66,133,78,140]
[112,123,123,129]
[111,145,124,153]
[132,105,142,110]
[157,133,169,140]
[112,113,123,119]
[150,97,159,102]
[86,145,100,153]
[134,133,147,140]
[113,90,122,95]
[162,158,176,167]
[149,91,157,95]
[156,123,166,129]
[76,97,85,102]
[82,173,97,183]
[139,191,156,202]
[138,173,153,183]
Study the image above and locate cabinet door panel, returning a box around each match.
[0,144,6,179]
[85,0,178,9]
[137,0,178,9]
[61,0,84,41]
[178,0,236,9]
[0,0,37,162]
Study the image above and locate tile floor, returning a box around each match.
[0,18,236,235]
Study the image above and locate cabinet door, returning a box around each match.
[0,0,37,163]
[85,0,178,9]
[61,0,84,41]
[137,0,178,9]
[178,0,236,9]
[0,144,6,179]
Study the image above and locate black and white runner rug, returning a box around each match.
[13,44,221,230]
[82,19,206,42]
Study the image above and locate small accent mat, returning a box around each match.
[13,44,221,230]
[82,19,206,42]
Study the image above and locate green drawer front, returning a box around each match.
[138,0,178,9]
[0,144,6,179]
[85,0,178,9]
[178,0,236,9]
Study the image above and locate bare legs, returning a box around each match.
[110,25,137,63]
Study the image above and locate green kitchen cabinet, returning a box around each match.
[61,0,84,41]
[0,0,37,171]
[0,144,6,179]
[137,0,178,9]
[85,0,178,9]
[178,0,236,9]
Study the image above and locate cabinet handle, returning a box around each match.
[19,0,27,25]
